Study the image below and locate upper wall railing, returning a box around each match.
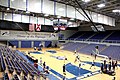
[0,0,115,26]
[60,38,120,44]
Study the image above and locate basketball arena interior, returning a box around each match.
[0,0,120,80]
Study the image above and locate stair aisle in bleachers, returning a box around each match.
[86,33,97,41]
[101,31,114,42]
[74,33,85,40]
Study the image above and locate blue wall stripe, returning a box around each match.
[45,41,51,47]
[34,41,41,47]
[65,5,67,17]
[75,9,76,19]
[21,41,31,48]
[54,0,56,15]
[9,41,19,48]
[29,16,30,23]
[41,0,43,13]
[8,0,10,7]
[37,17,38,24]
[12,12,13,21]
[44,18,45,25]
[2,12,4,20]
[21,14,22,22]
[26,0,28,11]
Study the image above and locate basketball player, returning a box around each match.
[93,46,108,59]
[74,51,80,63]
[43,62,46,71]
[115,60,118,69]
[112,77,116,80]
[34,47,37,50]
[63,64,66,75]
[40,57,42,66]
[95,46,99,54]
[92,46,99,59]
[38,43,42,51]
[74,49,77,55]
[90,60,95,69]
[79,61,81,68]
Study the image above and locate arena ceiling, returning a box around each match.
[0,0,120,27]
[51,0,120,22]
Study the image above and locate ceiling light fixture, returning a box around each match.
[26,11,30,13]
[58,8,64,11]
[11,0,14,1]
[23,0,26,2]
[82,0,91,2]
[112,9,120,13]
[70,18,74,20]
[98,14,101,17]
[5,13,7,16]
[7,8,10,10]
[57,15,61,18]
[44,14,49,16]
[13,14,16,16]
[97,4,105,8]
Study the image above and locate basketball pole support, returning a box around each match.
[74,0,99,32]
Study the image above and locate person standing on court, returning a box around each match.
[108,62,112,71]
[95,46,99,59]
[115,60,118,69]
[63,64,66,75]
[43,62,46,71]
[74,50,80,63]
[92,46,99,60]
[38,43,42,51]
[101,63,104,73]
[90,60,95,69]
[34,62,38,68]
[74,49,76,54]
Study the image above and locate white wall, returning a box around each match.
[78,23,120,31]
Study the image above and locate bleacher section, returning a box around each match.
[66,31,120,43]
[105,31,120,42]
[62,42,120,60]
[76,32,94,40]
[101,45,120,60]
[0,51,6,72]
[67,31,84,40]
[78,44,106,55]
[90,32,111,40]
[0,46,46,80]
[62,42,86,51]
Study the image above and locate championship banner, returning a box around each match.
[59,23,67,30]
[54,26,59,31]
[53,23,59,31]
[53,19,67,31]
[36,24,41,31]
[29,23,35,32]
[1,30,9,36]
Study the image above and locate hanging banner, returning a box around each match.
[36,24,41,31]
[29,23,35,32]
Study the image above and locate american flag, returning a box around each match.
[29,23,35,32]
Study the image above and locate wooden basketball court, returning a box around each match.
[17,48,120,80]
